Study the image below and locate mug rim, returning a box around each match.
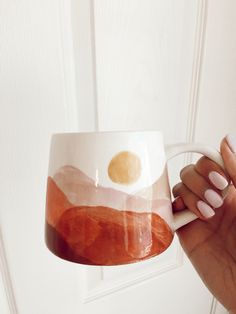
[52,129,163,137]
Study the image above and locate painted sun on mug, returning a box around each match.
[45,132,174,266]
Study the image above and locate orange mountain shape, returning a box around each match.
[55,206,173,265]
[45,165,174,265]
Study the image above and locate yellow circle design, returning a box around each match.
[108,151,142,185]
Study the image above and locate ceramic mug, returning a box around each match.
[45,131,224,266]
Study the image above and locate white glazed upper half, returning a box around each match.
[48,131,166,194]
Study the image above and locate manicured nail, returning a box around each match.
[208,171,228,190]
[226,134,236,153]
[204,189,223,208]
[197,200,215,218]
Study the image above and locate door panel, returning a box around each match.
[78,1,213,313]
[0,1,79,313]
[0,0,233,313]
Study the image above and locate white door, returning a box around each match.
[1,1,235,313]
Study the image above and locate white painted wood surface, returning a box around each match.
[0,0,234,313]
[195,1,236,312]
[0,282,9,314]
[0,228,16,314]
[0,1,80,313]
[94,0,196,139]
[71,0,98,131]
[0,245,12,314]
[196,0,236,146]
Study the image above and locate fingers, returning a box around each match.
[172,196,185,211]
[173,183,215,219]
[221,135,236,187]
[172,135,236,222]
[195,156,230,187]
[181,163,227,207]
[173,155,230,220]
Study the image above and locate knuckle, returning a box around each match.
[195,156,209,171]
[172,182,182,197]
[195,156,215,173]
[180,164,194,180]
[195,156,227,180]
[230,173,236,187]
[224,154,236,182]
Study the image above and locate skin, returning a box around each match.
[172,137,236,313]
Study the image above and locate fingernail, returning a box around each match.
[197,200,215,218]
[204,189,224,208]
[208,171,228,190]
[226,134,236,153]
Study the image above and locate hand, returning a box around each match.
[172,136,236,313]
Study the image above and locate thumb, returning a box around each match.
[220,135,236,187]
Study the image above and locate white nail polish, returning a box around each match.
[204,189,224,208]
[208,171,228,190]
[197,201,215,218]
[226,134,236,153]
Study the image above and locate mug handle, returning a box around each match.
[165,143,225,231]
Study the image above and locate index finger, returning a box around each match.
[221,135,236,187]
[195,156,230,190]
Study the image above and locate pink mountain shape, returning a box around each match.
[46,177,73,227]
[53,165,171,216]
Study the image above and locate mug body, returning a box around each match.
[45,131,174,265]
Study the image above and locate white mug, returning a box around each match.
[45,131,224,266]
